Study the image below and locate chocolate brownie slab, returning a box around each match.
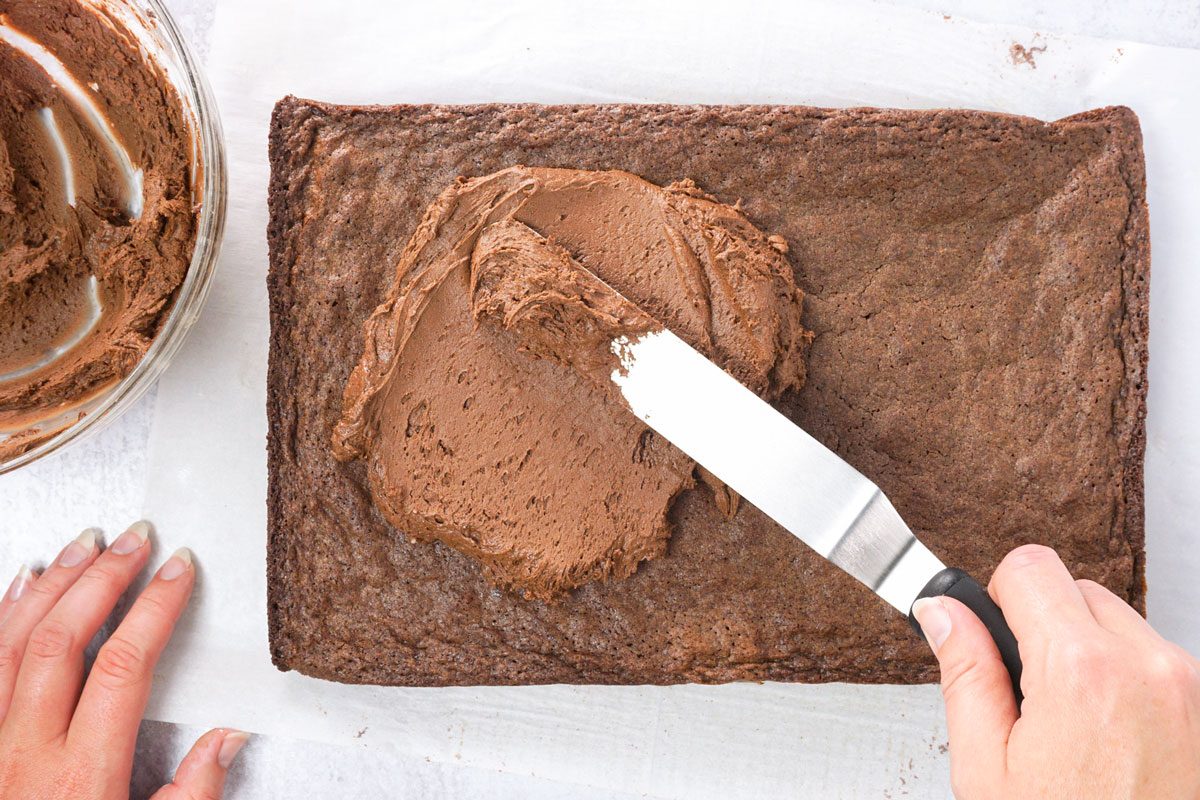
[267,99,1147,686]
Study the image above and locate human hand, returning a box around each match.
[912,544,1200,799]
[0,523,247,799]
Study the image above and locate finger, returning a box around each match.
[1076,579,1156,639]
[150,728,249,800]
[913,596,1016,798]
[0,528,100,724]
[6,522,152,745]
[987,544,1096,645]
[70,548,194,772]
[0,564,36,625]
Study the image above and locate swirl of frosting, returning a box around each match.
[334,166,809,600]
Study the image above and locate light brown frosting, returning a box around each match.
[0,0,196,457]
[334,166,809,599]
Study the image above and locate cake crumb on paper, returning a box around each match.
[1010,40,1047,68]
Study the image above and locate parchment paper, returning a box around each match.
[141,1,1200,796]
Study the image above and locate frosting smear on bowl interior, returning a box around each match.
[0,0,197,458]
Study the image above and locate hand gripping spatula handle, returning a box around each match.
[909,569,1023,704]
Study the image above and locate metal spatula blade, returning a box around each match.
[611,329,1023,703]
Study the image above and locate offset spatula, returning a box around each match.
[610,329,1024,704]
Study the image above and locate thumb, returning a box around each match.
[150,727,249,800]
[913,596,1016,796]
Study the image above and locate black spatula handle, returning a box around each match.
[908,567,1024,707]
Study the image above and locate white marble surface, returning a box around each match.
[1,1,1197,797]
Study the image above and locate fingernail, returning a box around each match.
[110,520,152,556]
[218,730,250,769]
[58,527,100,568]
[5,565,33,603]
[158,547,192,581]
[912,597,952,654]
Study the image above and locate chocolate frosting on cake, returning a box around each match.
[333,166,810,599]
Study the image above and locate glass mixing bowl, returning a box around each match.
[0,0,226,474]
